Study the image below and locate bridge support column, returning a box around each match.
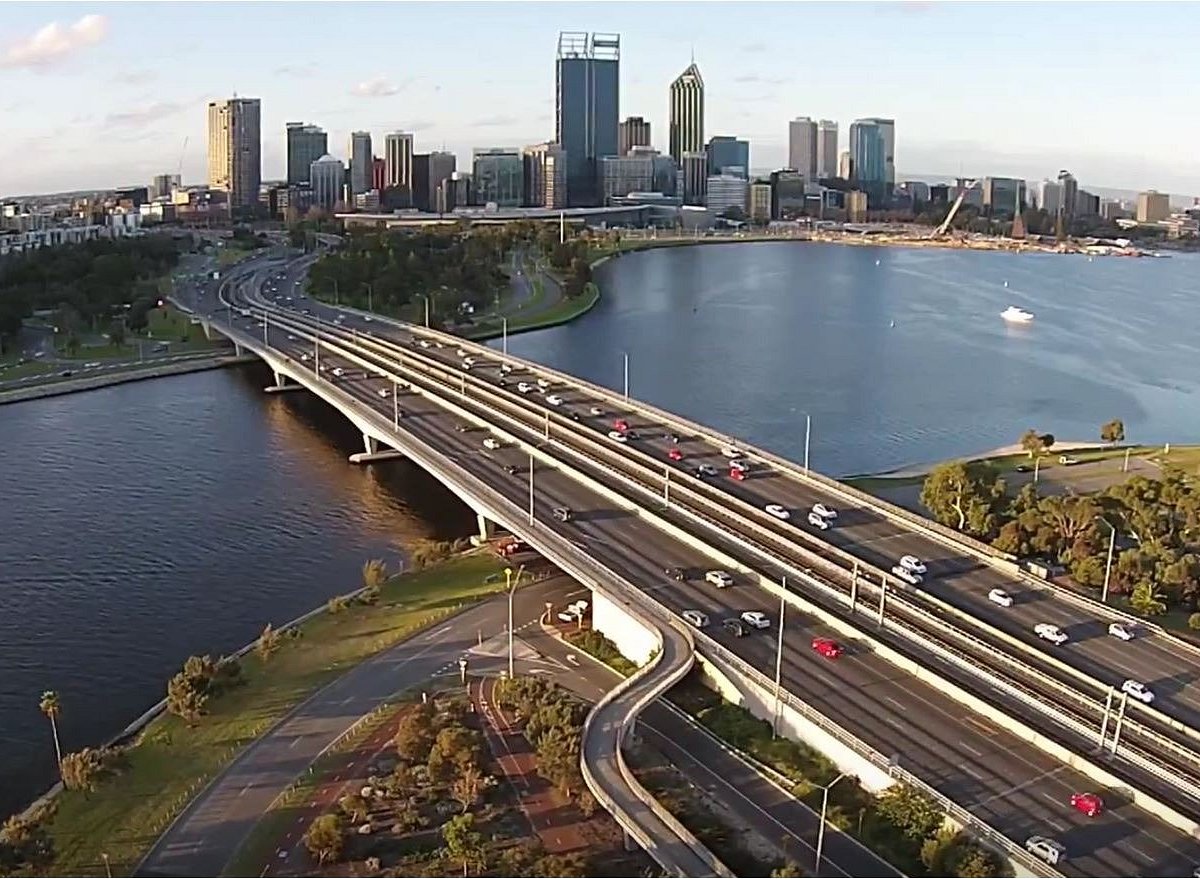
[233,341,243,357]
[623,830,637,852]
[363,434,378,456]
[476,513,494,542]
[200,319,213,341]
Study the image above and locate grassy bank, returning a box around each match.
[33,552,506,876]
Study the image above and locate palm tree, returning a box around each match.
[39,690,63,770]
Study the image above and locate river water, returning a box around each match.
[496,242,1200,476]
[3,240,1197,817]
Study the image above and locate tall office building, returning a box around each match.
[150,173,181,199]
[816,120,838,180]
[982,177,1026,217]
[412,153,431,211]
[428,151,457,212]
[207,97,261,212]
[682,151,707,206]
[848,119,887,206]
[372,157,386,192]
[555,32,620,207]
[788,117,817,179]
[309,154,344,211]
[706,136,748,179]
[1137,190,1170,223]
[838,150,852,180]
[1037,179,1062,215]
[600,148,657,202]
[619,116,651,156]
[860,117,895,186]
[523,142,567,208]
[384,132,414,190]
[286,123,326,186]
[472,148,524,206]
[1057,169,1078,219]
[668,62,704,165]
[348,131,373,196]
[705,173,748,215]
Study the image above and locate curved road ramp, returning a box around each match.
[580,609,734,878]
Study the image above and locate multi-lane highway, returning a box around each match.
[190,251,1200,877]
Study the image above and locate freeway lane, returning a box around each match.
[216,298,1200,876]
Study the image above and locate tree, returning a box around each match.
[256,622,282,662]
[59,747,112,793]
[875,784,944,842]
[362,558,388,590]
[770,862,803,877]
[919,461,1005,538]
[303,813,344,865]
[1019,428,1046,458]
[39,690,63,769]
[450,763,491,812]
[339,793,369,823]
[1129,580,1168,616]
[0,814,52,872]
[394,702,436,762]
[166,670,208,724]
[108,320,126,347]
[442,812,486,876]
[1101,419,1126,445]
[428,724,483,782]
[165,653,241,723]
[954,844,1001,877]
[534,726,582,797]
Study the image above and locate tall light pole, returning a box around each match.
[505,566,525,680]
[502,316,508,357]
[1096,516,1116,603]
[527,453,535,526]
[772,582,786,737]
[622,351,629,400]
[392,379,399,428]
[804,413,812,473]
[262,310,268,348]
[814,772,848,875]
[366,282,374,314]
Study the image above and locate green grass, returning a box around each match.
[39,552,507,877]
[0,360,59,381]
[216,245,255,267]
[53,306,221,363]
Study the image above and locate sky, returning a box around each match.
[2,1,1199,199]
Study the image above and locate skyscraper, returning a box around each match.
[348,131,373,196]
[286,123,327,186]
[848,119,887,206]
[523,142,567,208]
[619,116,651,156]
[682,151,707,206]
[428,151,457,212]
[816,120,838,180]
[860,117,895,186]
[787,117,817,179]
[1057,169,1078,219]
[706,136,748,179]
[384,132,414,190]
[207,97,261,212]
[309,154,344,211]
[669,62,704,165]
[473,148,524,207]
[555,32,620,207]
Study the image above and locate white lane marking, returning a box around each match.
[289,736,302,749]
[959,741,983,758]
[1127,844,1154,862]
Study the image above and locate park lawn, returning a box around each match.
[216,245,257,267]
[0,360,59,381]
[41,552,507,877]
[508,282,599,332]
[1148,444,1200,477]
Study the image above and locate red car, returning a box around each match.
[1070,792,1104,817]
[730,467,746,482]
[613,418,629,433]
[668,447,683,461]
[811,637,843,659]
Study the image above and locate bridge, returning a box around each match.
[189,249,1200,877]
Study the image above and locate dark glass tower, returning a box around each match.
[555,32,619,207]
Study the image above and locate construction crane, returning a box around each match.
[176,136,188,182]
[934,179,979,236]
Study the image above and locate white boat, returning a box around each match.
[1001,306,1034,324]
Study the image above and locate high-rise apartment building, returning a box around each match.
[523,142,567,209]
[286,122,326,186]
[556,32,620,207]
[1137,190,1170,223]
[428,151,457,212]
[1037,179,1062,215]
[600,149,656,202]
[472,148,524,206]
[848,119,887,206]
[816,120,838,180]
[749,181,772,222]
[668,62,704,165]
[788,117,817,179]
[384,132,414,190]
[309,154,344,211]
[348,131,373,196]
[706,136,748,179]
[618,116,651,156]
[682,151,707,206]
[207,97,261,212]
[1057,170,1078,218]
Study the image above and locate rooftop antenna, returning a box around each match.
[690,45,695,65]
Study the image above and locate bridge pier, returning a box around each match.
[233,341,243,357]
[348,433,404,465]
[623,830,637,852]
[264,371,304,393]
[476,513,495,542]
[200,319,213,341]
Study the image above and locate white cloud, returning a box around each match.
[276,62,317,78]
[350,76,405,98]
[104,100,188,129]
[112,69,156,85]
[1,14,108,70]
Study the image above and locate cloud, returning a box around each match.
[472,114,519,128]
[112,69,156,85]
[740,41,767,53]
[104,100,188,129]
[734,74,789,86]
[350,76,409,98]
[1,14,108,70]
[276,62,317,78]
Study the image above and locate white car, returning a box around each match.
[812,503,838,520]
[740,611,771,630]
[500,364,513,374]
[482,438,501,450]
[331,367,345,377]
[1034,623,1068,645]
[988,588,1013,607]
[418,340,431,348]
[899,555,927,574]
[457,348,469,357]
[545,394,563,407]
[363,315,373,322]
[463,356,477,366]
[286,334,297,341]
[589,406,604,416]
[537,378,551,389]
[607,430,628,443]
[461,360,473,370]
[517,382,533,394]
[1122,679,1155,703]
[300,353,310,361]
[730,458,752,473]
[764,504,791,521]
[721,446,744,459]
[705,570,734,588]
[891,565,922,585]
[682,610,709,629]
[807,511,831,530]
[1025,836,1066,866]
[377,387,390,398]
[694,464,718,477]
[569,599,589,615]
[1108,622,1136,641]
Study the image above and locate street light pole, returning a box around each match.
[424,295,430,328]
[502,317,508,357]
[622,351,629,400]
[505,567,514,679]
[1034,455,1041,484]
[392,379,399,429]
[1123,447,1132,473]
[1096,516,1116,603]
[877,577,888,627]
[804,414,812,473]
[814,772,848,875]
[528,453,535,526]
[772,582,786,737]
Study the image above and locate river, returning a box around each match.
[496,242,1200,476]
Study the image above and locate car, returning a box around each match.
[607,431,628,443]
[482,437,501,450]
[434,341,445,348]
[730,458,752,473]
[812,503,838,520]
[589,406,604,416]
[665,566,686,581]
[665,432,681,444]
[570,412,580,421]
[899,555,927,574]
[569,599,590,615]
[1059,455,1079,465]
[722,618,748,637]
[332,367,345,377]
[1070,792,1104,817]
[811,637,843,659]
[363,315,373,322]
[765,503,791,520]
[988,588,1014,607]
[730,468,747,482]
[455,423,470,433]
[1122,679,1155,703]
[741,611,771,630]
[503,464,518,475]
[552,506,573,522]
[500,364,513,374]
[300,353,311,361]
[537,378,551,389]
[418,340,431,348]
[1108,622,1137,641]
[613,418,630,433]
[377,387,390,398]
[286,334,297,341]
[517,382,533,394]
[545,394,563,406]
[456,348,469,357]
[694,464,718,478]
[461,360,473,370]
[1015,464,1032,473]
[705,570,734,588]
[463,356,477,366]
[807,511,831,530]
[890,564,922,585]
[682,610,709,629]
[1034,623,1069,645]
[721,446,744,459]
[667,447,683,462]
[557,610,576,623]
[1025,836,1066,866]
[59,369,74,377]
[498,378,508,387]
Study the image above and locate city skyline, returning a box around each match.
[1,2,1199,197]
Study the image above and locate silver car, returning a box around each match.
[682,610,709,629]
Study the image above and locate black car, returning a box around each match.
[455,424,470,433]
[498,378,508,387]
[553,506,573,522]
[1015,464,1032,473]
[503,464,518,475]
[722,618,748,637]
[665,566,686,581]
[666,432,681,444]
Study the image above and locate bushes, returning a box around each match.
[409,539,458,571]
[565,629,637,676]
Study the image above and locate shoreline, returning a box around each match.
[845,440,1105,481]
